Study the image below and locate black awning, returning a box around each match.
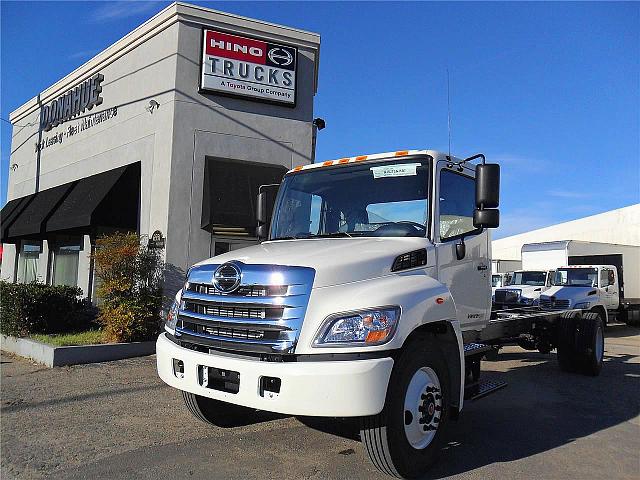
[45,163,139,232]
[2,163,140,243]
[5,183,75,239]
[1,195,33,241]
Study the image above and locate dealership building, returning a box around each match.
[0,2,321,300]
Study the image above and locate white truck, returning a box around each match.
[157,150,606,478]
[493,269,555,308]
[540,265,640,326]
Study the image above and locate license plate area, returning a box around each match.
[198,366,240,394]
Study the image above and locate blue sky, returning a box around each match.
[1,1,638,238]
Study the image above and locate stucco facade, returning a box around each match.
[1,2,321,301]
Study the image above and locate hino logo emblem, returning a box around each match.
[213,263,242,293]
[268,47,293,66]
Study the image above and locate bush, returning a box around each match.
[93,232,164,343]
[0,281,92,337]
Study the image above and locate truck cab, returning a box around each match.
[157,149,501,478]
[540,265,620,323]
[493,269,555,308]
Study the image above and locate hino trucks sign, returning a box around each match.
[200,29,297,106]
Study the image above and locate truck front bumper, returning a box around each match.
[156,333,394,417]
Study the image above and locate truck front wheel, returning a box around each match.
[360,336,450,478]
[182,391,255,427]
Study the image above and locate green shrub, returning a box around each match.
[0,281,92,337]
[93,232,164,343]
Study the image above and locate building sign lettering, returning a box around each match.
[40,73,104,131]
[200,29,297,106]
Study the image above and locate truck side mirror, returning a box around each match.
[474,163,500,228]
[255,184,280,240]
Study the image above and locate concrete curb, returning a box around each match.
[0,335,155,367]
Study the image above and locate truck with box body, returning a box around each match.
[157,150,607,478]
[522,241,640,325]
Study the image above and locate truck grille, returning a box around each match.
[188,282,288,297]
[184,301,283,320]
[494,289,520,304]
[539,298,570,310]
[176,262,315,354]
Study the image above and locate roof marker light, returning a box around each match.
[338,158,349,164]
[322,161,334,167]
[395,150,409,156]
[293,166,303,171]
[355,155,368,162]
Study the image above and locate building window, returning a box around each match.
[201,157,288,235]
[51,244,81,287]
[17,241,41,283]
[439,169,478,240]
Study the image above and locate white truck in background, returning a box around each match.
[493,269,555,308]
[157,150,608,478]
[522,241,640,325]
[541,265,640,326]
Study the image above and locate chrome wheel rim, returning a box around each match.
[403,367,441,449]
[595,326,604,363]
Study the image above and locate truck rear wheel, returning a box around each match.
[623,309,640,327]
[182,391,254,427]
[577,312,604,376]
[360,336,450,478]
[556,311,581,372]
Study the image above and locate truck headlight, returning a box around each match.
[313,307,400,347]
[165,290,182,335]
[574,301,590,309]
[519,297,534,305]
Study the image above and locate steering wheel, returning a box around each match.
[373,221,426,237]
[396,221,427,233]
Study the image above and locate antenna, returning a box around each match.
[446,68,452,158]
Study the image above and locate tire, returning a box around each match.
[556,311,582,372]
[182,391,255,427]
[360,336,450,478]
[624,309,640,327]
[577,312,605,376]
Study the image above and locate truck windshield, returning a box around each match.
[554,268,598,287]
[270,158,429,239]
[510,271,546,286]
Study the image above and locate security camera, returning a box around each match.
[313,117,326,130]
[146,100,160,113]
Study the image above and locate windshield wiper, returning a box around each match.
[311,232,353,238]
[271,232,353,241]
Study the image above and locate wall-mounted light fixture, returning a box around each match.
[146,100,160,114]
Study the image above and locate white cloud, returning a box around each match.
[89,1,164,23]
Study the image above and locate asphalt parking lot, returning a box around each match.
[1,324,639,480]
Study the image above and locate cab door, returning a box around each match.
[601,268,619,310]
[435,162,491,331]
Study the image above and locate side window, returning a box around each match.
[599,270,610,287]
[439,169,477,240]
[608,269,615,286]
[547,271,555,286]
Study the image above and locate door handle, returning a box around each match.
[477,264,488,271]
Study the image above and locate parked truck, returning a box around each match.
[493,269,555,308]
[540,265,640,326]
[157,150,606,478]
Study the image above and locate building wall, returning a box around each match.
[1,16,181,290]
[2,3,320,301]
[165,15,319,275]
[492,204,640,260]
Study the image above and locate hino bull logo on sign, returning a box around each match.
[200,29,297,106]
